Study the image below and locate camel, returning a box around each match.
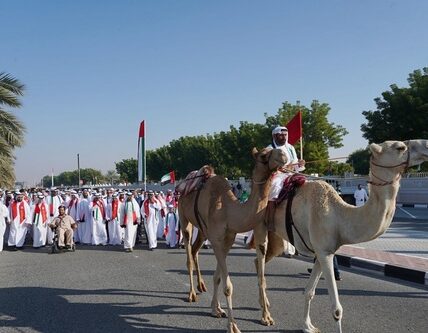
[178,147,288,333]
[253,139,428,333]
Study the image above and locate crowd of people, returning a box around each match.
[0,187,182,253]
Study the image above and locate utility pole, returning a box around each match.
[77,153,81,188]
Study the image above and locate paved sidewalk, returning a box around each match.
[336,217,428,285]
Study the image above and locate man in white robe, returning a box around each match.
[67,191,80,242]
[90,193,107,245]
[106,193,123,245]
[165,204,179,247]
[120,192,140,252]
[354,184,369,207]
[31,194,49,248]
[8,192,31,248]
[156,192,167,239]
[142,190,161,250]
[47,188,64,245]
[77,189,92,244]
[0,199,9,251]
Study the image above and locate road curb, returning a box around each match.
[336,254,428,285]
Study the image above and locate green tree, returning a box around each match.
[347,148,370,175]
[42,168,104,187]
[105,170,119,185]
[361,68,428,143]
[115,158,138,183]
[0,72,26,188]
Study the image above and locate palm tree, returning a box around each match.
[0,72,26,188]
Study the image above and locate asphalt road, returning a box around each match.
[0,240,427,333]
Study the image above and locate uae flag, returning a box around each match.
[137,121,145,183]
[160,171,175,186]
[286,111,302,145]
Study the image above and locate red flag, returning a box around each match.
[169,171,175,184]
[286,111,302,145]
[138,121,145,183]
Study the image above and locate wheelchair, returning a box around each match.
[50,226,76,254]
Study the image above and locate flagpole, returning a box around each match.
[144,122,147,192]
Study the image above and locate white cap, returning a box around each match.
[272,126,288,135]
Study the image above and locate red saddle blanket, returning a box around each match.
[175,165,215,196]
[276,174,306,204]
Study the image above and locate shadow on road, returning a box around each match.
[0,287,227,332]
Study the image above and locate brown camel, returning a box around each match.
[178,147,287,333]
[253,139,428,333]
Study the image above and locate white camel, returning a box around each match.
[253,139,428,332]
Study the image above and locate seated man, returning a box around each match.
[49,205,76,249]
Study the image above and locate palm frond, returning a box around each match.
[0,72,25,96]
[0,110,26,147]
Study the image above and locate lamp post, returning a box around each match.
[77,153,81,188]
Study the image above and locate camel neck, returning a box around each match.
[341,174,400,245]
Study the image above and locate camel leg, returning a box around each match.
[210,263,227,318]
[211,233,241,333]
[192,230,207,293]
[303,259,322,333]
[313,254,343,333]
[182,221,198,303]
[254,228,285,326]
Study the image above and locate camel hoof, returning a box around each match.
[211,307,227,318]
[228,322,241,333]
[187,291,198,303]
[303,326,320,333]
[197,280,208,293]
[261,314,275,326]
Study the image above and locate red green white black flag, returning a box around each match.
[137,120,145,184]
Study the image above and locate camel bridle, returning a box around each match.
[368,142,410,186]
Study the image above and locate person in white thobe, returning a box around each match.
[0,200,9,251]
[265,125,305,256]
[67,191,80,242]
[106,193,123,245]
[156,192,167,239]
[90,194,107,245]
[142,191,161,250]
[120,193,140,252]
[47,188,64,245]
[354,184,369,207]
[165,204,179,247]
[77,189,92,244]
[8,193,31,248]
[31,194,49,248]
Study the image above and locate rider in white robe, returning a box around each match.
[8,193,31,248]
[31,194,49,248]
[141,191,161,250]
[120,193,140,251]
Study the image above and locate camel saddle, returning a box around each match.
[276,174,313,254]
[175,165,215,196]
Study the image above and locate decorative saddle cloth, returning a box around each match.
[175,165,215,196]
[276,174,306,205]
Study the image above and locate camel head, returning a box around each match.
[369,139,428,172]
[252,147,288,173]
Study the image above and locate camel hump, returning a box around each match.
[175,165,216,196]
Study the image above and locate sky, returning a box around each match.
[1,0,427,186]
